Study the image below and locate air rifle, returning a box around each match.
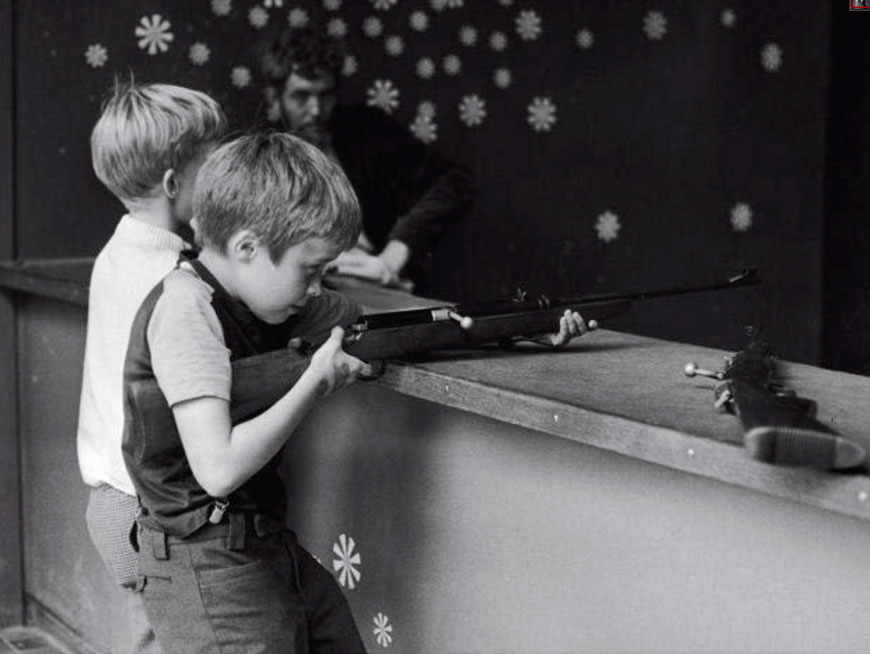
[127,268,759,434]
[684,333,867,471]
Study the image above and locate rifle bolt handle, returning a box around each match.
[684,362,723,380]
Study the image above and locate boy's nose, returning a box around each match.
[306,278,323,297]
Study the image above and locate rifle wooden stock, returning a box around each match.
[701,341,867,470]
[128,268,758,432]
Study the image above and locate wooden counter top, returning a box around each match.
[4,257,870,522]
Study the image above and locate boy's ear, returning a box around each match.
[227,229,260,262]
[162,169,179,199]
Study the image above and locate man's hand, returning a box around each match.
[328,247,414,291]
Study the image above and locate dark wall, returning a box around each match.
[12,1,832,362]
[822,8,870,374]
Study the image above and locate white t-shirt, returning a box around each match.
[77,215,190,494]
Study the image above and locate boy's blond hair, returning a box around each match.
[91,81,227,203]
[193,131,360,261]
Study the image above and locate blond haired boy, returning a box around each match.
[122,131,371,652]
[77,81,226,654]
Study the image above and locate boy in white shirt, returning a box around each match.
[77,81,226,654]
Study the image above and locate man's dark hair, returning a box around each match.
[260,26,346,85]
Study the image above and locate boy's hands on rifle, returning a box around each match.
[534,309,595,348]
[307,326,373,396]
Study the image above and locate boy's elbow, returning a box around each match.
[192,464,240,499]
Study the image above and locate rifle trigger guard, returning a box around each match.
[359,359,386,382]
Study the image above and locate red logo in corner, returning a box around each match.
[852,0,870,9]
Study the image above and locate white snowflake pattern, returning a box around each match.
[410,114,437,143]
[527,96,556,131]
[430,0,448,11]
[721,8,736,28]
[458,94,486,127]
[417,99,436,118]
[643,11,667,40]
[84,44,108,68]
[249,6,269,28]
[211,0,232,17]
[264,0,283,6]
[188,42,210,66]
[366,79,399,113]
[515,10,542,41]
[373,613,394,648]
[493,67,512,89]
[596,211,621,243]
[342,54,358,77]
[761,43,783,72]
[363,16,384,38]
[371,0,397,10]
[328,17,348,37]
[459,25,478,46]
[730,203,753,232]
[576,28,594,49]
[410,10,429,31]
[416,57,436,79]
[288,7,309,27]
[489,31,508,51]
[442,53,461,75]
[324,0,342,11]
[134,14,174,55]
[231,66,252,88]
[385,35,404,56]
[332,534,362,589]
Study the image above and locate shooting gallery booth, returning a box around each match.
[4,258,870,654]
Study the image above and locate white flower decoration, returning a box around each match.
[730,203,753,232]
[442,53,461,75]
[417,99,436,118]
[363,16,384,38]
[410,114,438,143]
[328,17,348,37]
[430,0,448,11]
[373,613,394,648]
[493,67,512,89]
[515,10,542,41]
[527,96,556,131]
[410,10,429,31]
[721,8,736,28]
[371,0,397,10]
[249,6,269,28]
[489,31,508,51]
[761,43,783,72]
[459,25,478,46]
[324,0,342,10]
[332,534,362,589]
[342,54,358,77]
[188,42,210,66]
[135,14,174,55]
[459,94,486,126]
[367,79,399,113]
[576,28,594,49]
[596,211,621,243]
[288,7,309,27]
[416,57,436,79]
[643,11,667,40]
[211,0,232,17]
[84,44,108,68]
[385,35,405,56]
[231,66,252,88]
